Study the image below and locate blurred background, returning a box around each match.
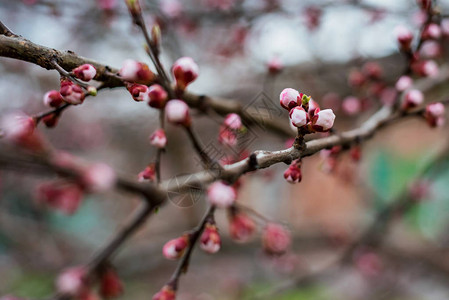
[2,0,449,299]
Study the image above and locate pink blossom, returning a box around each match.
[422,23,442,40]
[308,99,320,117]
[60,80,85,105]
[56,267,88,297]
[289,106,308,128]
[162,235,189,260]
[200,223,221,254]
[223,113,242,130]
[279,88,300,110]
[395,76,413,92]
[311,109,336,132]
[229,213,256,243]
[283,159,302,184]
[43,90,64,107]
[172,57,199,90]
[342,96,361,116]
[362,62,382,80]
[207,181,236,208]
[348,70,365,87]
[72,64,97,82]
[165,99,191,126]
[262,223,291,255]
[127,84,149,102]
[218,127,237,147]
[394,25,413,50]
[82,163,116,192]
[119,59,154,83]
[420,40,442,58]
[402,89,424,110]
[267,56,283,74]
[425,102,445,127]
[150,129,167,148]
[148,84,168,108]
[138,164,156,182]
[37,182,84,215]
[152,285,176,300]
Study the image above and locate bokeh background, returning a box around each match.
[2,0,449,299]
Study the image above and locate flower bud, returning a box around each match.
[283,159,302,184]
[420,40,442,58]
[151,24,161,49]
[412,60,439,77]
[138,164,156,182]
[1,112,45,151]
[99,268,123,299]
[127,84,149,102]
[395,75,413,92]
[279,88,300,110]
[289,106,308,128]
[218,127,237,147]
[425,102,445,127]
[362,62,382,80]
[162,234,189,260]
[262,223,291,255]
[37,182,84,215]
[60,80,85,105]
[119,59,154,83]
[150,129,167,148]
[402,89,424,110]
[125,0,141,17]
[43,90,64,107]
[147,84,168,108]
[56,267,89,297]
[81,163,116,192]
[342,96,361,116]
[311,109,336,132]
[172,57,199,90]
[350,145,362,162]
[165,99,191,126]
[441,19,449,37]
[229,213,256,243]
[72,64,97,82]
[394,25,414,50]
[200,223,221,254]
[223,113,242,130]
[422,23,441,40]
[42,113,60,128]
[308,99,320,117]
[152,285,176,300]
[267,56,283,74]
[207,181,236,208]
[348,70,366,88]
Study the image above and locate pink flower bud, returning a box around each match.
[207,181,236,208]
[81,163,116,192]
[283,159,302,183]
[262,223,291,255]
[420,40,442,58]
[172,57,199,90]
[138,164,156,182]
[413,60,439,77]
[60,80,85,105]
[119,59,154,83]
[380,88,397,106]
[362,62,382,80]
[395,75,413,92]
[425,102,445,127]
[165,99,191,126]
[229,213,256,243]
[223,113,242,130]
[218,127,237,147]
[348,70,366,87]
[160,0,182,18]
[1,112,45,151]
[43,90,64,107]
[289,106,308,128]
[147,84,168,108]
[150,129,167,148]
[394,25,414,50]
[127,84,149,102]
[311,109,336,132]
[279,88,300,110]
[72,64,97,82]
[162,235,189,260]
[200,223,221,254]
[37,182,84,215]
[267,56,283,74]
[99,268,123,299]
[152,285,176,300]
[422,23,442,40]
[402,89,424,110]
[42,113,60,128]
[342,96,361,116]
[56,267,89,297]
[308,99,320,117]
